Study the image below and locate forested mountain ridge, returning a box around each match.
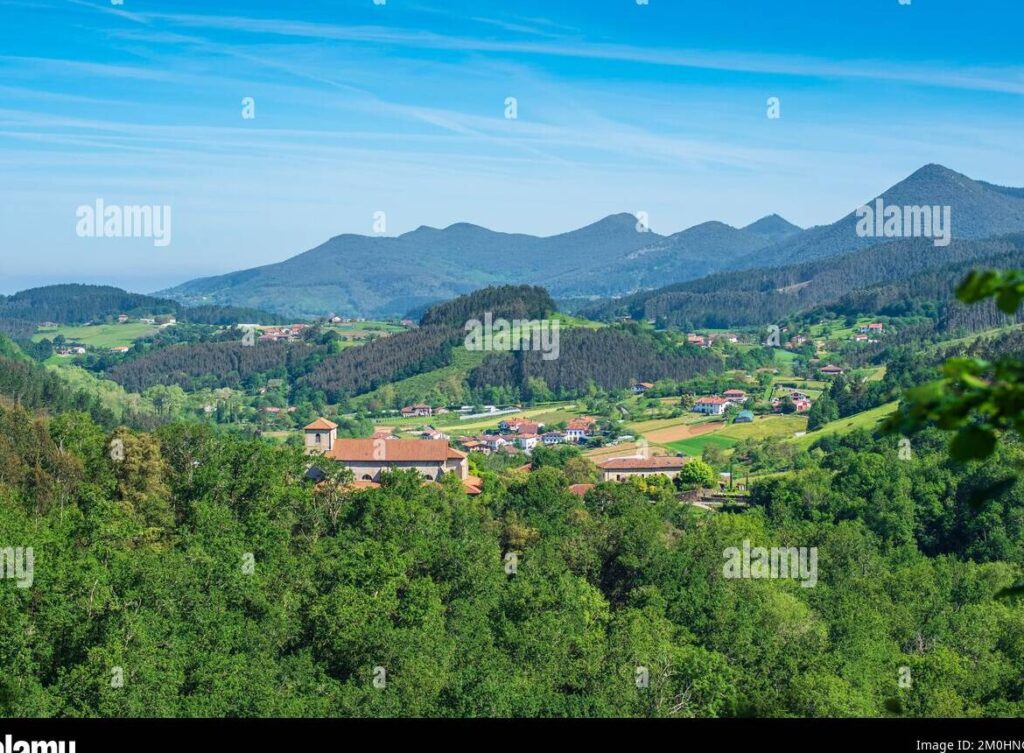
[156,211,802,318]
[155,165,1024,319]
[0,284,285,329]
[581,233,1024,330]
[731,164,1024,270]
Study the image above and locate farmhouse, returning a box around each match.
[401,404,433,418]
[566,417,598,442]
[325,438,468,482]
[723,389,747,402]
[541,431,567,445]
[514,433,540,452]
[597,456,688,483]
[693,396,729,415]
[633,382,655,395]
[499,418,542,434]
[858,323,884,334]
[820,364,845,376]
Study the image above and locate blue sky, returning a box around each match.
[1,0,1021,294]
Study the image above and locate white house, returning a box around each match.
[693,396,729,416]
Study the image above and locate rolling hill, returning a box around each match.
[155,164,1024,320]
[156,212,800,319]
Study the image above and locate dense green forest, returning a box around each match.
[2,398,1024,716]
[0,284,285,330]
[582,235,1024,331]
[467,326,723,401]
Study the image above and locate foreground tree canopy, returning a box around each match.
[2,398,1024,718]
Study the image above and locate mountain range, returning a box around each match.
[156,165,1024,319]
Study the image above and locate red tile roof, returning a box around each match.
[327,439,465,462]
[598,456,688,471]
[304,418,338,430]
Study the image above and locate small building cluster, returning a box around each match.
[258,324,309,343]
[458,416,599,456]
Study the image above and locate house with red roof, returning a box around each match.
[693,396,729,415]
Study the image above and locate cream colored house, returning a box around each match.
[326,438,468,482]
[597,456,688,483]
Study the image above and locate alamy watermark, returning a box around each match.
[1,546,34,588]
[464,312,560,360]
[855,198,951,247]
[76,199,172,247]
[723,540,817,588]
[0,735,76,753]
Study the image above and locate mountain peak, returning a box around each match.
[743,214,802,235]
[905,163,963,182]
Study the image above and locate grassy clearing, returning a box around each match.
[787,401,899,451]
[665,434,738,456]
[718,414,808,441]
[34,322,159,348]
[627,414,706,435]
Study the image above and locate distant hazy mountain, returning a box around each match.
[158,213,662,319]
[734,164,1024,270]
[552,217,802,296]
[157,165,1024,319]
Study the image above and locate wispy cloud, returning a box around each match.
[106,10,1024,96]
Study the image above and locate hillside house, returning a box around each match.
[693,396,729,416]
[597,456,688,483]
[820,364,845,376]
[401,404,433,418]
[479,435,511,452]
[326,438,468,482]
[633,382,655,395]
[419,427,449,441]
[566,418,598,442]
[723,389,747,402]
[514,433,540,452]
[686,333,709,347]
[858,323,884,334]
[499,418,542,434]
[541,431,567,445]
